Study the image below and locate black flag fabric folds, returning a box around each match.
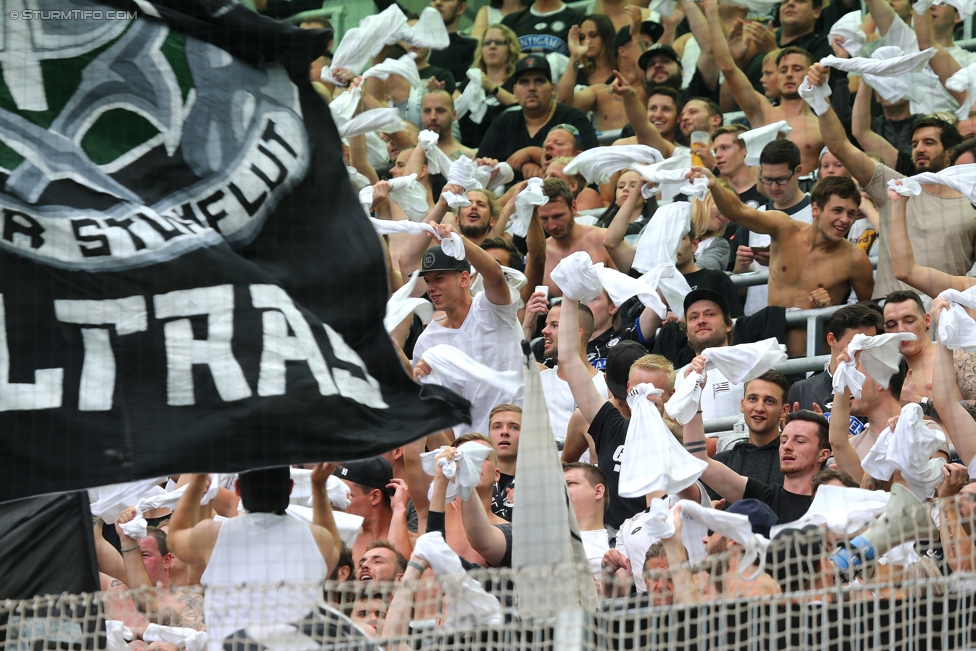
[0,0,469,501]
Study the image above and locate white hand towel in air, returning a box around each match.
[666,338,787,423]
[398,6,451,49]
[904,164,976,203]
[828,11,867,57]
[630,152,692,199]
[861,403,947,499]
[937,286,976,351]
[831,333,915,398]
[347,166,371,191]
[639,263,693,320]
[362,54,422,89]
[798,76,832,116]
[420,442,494,501]
[88,477,167,522]
[329,86,361,124]
[738,121,792,166]
[285,506,364,547]
[563,145,663,185]
[721,0,780,12]
[418,129,456,177]
[473,161,515,193]
[442,156,482,208]
[678,500,770,579]
[384,270,434,333]
[618,383,708,498]
[360,174,429,221]
[419,344,523,402]
[321,6,408,85]
[934,0,975,20]
[120,476,221,539]
[549,251,604,303]
[631,201,692,274]
[946,60,976,119]
[843,47,934,105]
[368,217,464,258]
[105,621,133,651]
[337,108,404,139]
[413,532,504,626]
[769,485,889,537]
[509,177,548,238]
[143,624,208,651]
[455,69,488,124]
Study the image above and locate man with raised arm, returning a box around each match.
[168,467,340,646]
[705,0,824,173]
[412,224,524,436]
[805,64,976,300]
[691,167,874,357]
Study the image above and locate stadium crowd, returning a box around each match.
[80,0,976,646]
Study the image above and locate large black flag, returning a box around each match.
[0,0,469,501]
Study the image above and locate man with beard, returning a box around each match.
[421,91,476,160]
[539,179,618,296]
[538,301,610,443]
[807,64,975,299]
[694,170,874,357]
[707,0,824,174]
[477,55,597,173]
[412,226,524,436]
[427,0,478,84]
[678,97,722,144]
[356,541,407,582]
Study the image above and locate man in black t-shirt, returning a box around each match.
[684,405,831,524]
[427,0,478,85]
[487,404,521,521]
[711,124,764,270]
[477,55,598,173]
[676,225,743,317]
[585,290,648,371]
[556,300,674,530]
[502,0,585,56]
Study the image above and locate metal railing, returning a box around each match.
[729,257,878,288]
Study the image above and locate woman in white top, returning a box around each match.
[471,0,531,41]
[690,178,731,271]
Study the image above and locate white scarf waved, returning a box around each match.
[369,217,465,259]
[665,339,787,424]
[412,532,504,626]
[831,333,915,398]
[455,69,488,124]
[361,54,422,89]
[937,285,976,351]
[420,442,494,502]
[563,145,663,185]
[509,177,549,238]
[618,383,708,498]
[678,500,770,579]
[360,174,429,221]
[384,270,434,333]
[419,344,523,399]
[888,164,976,203]
[738,121,792,165]
[861,403,947,499]
[419,129,456,177]
[631,201,692,274]
[119,476,221,539]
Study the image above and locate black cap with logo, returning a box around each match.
[512,53,552,81]
[639,43,682,72]
[421,246,470,275]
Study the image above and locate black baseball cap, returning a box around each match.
[421,246,470,275]
[605,340,648,399]
[339,457,394,496]
[727,499,779,538]
[612,22,665,53]
[512,54,552,81]
[683,289,731,319]
[639,43,682,72]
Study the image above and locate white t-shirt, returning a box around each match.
[675,363,743,431]
[614,481,710,593]
[540,367,609,441]
[580,528,611,579]
[412,292,524,436]
[744,198,813,315]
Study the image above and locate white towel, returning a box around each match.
[721,0,780,12]
[905,164,976,203]
[285,505,364,547]
[455,69,488,124]
[946,61,976,120]
[329,86,361,124]
[838,46,934,105]
[631,201,692,274]
[444,156,482,209]
[738,121,792,166]
[798,76,832,116]
[640,263,693,320]
[563,145,664,185]
[550,251,604,303]
[937,286,976,351]
[119,475,222,539]
[828,11,867,57]
[769,485,889,537]
[322,6,408,85]
[105,621,132,651]
[292,469,353,510]
[618,383,708,498]
[419,344,523,400]
[362,54,422,89]
[368,217,464,258]
[143,625,208,651]
[398,6,451,50]
[861,403,948,499]
[337,108,404,139]
[666,338,787,423]
[420,442,493,501]
[418,129,456,177]
[510,177,549,238]
[678,500,770,579]
[413,532,504,626]
[631,164,708,199]
[648,0,677,16]
[360,174,430,221]
[88,478,167,522]
[831,332,915,398]
[384,270,434,333]
[473,161,515,193]
[630,152,693,200]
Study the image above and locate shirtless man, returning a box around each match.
[692,168,874,356]
[706,0,823,173]
[114,511,205,631]
[539,178,617,296]
[422,90,476,160]
[611,76,680,157]
[559,25,629,130]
